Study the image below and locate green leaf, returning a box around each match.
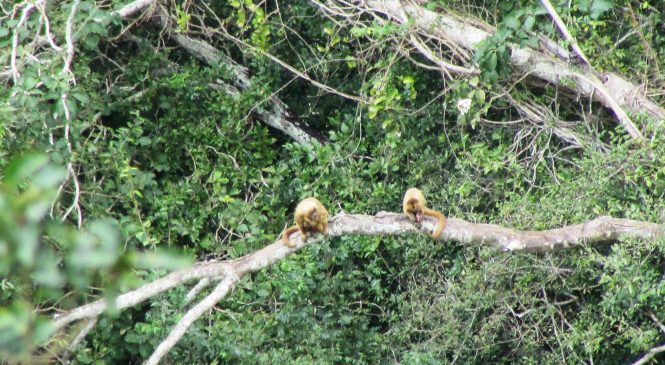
[523,16,535,31]
[32,165,67,190]
[15,226,39,267]
[487,52,498,71]
[3,153,48,191]
[590,0,613,19]
[504,16,520,30]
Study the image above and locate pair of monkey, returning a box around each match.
[282,188,447,247]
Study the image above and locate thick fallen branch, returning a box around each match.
[321,0,665,139]
[161,27,323,145]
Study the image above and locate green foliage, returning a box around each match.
[0,153,190,362]
[0,154,123,361]
[2,0,665,363]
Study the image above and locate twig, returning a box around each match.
[218,28,368,104]
[647,311,665,335]
[408,33,477,76]
[61,162,82,228]
[61,317,97,363]
[11,2,37,83]
[63,0,80,77]
[539,0,590,66]
[36,0,63,52]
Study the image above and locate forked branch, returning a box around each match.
[52,211,661,361]
[53,212,662,329]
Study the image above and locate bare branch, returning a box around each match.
[146,275,238,365]
[62,0,80,77]
[47,210,662,360]
[147,6,322,145]
[11,2,37,83]
[184,278,213,304]
[539,0,590,66]
[36,1,63,52]
[336,0,664,137]
[61,318,97,363]
[115,0,156,18]
[504,92,589,149]
[647,311,665,335]
[52,262,234,332]
[60,162,82,228]
[629,343,665,365]
[109,1,325,145]
[408,34,477,76]
[52,212,662,332]
[219,29,368,104]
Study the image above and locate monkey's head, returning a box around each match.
[406,198,424,222]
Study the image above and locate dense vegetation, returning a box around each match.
[2,0,665,363]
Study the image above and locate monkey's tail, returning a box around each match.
[423,208,447,239]
[282,225,300,246]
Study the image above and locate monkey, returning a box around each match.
[402,188,447,239]
[282,197,329,247]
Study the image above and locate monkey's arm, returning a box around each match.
[423,208,447,238]
[282,225,301,247]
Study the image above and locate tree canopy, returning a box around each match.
[2,0,665,364]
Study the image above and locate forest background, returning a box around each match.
[2,0,665,364]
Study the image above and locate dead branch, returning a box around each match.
[146,275,238,365]
[629,343,665,365]
[148,6,322,145]
[321,0,664,139]
[539,0,590,66]
[53,212,662,330]
[60,318,97,363]
[49,211,661,360]
[115,0,156,18]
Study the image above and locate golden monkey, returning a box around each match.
[282,197,329,247]
[402,188,446,238]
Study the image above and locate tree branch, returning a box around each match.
[146,274,238,365]
[52,212,662,332]
[184,277,213,304]
[48,211,662,360]
[539,0,590,66]
[115,0,156,18]
[61,318,97,363]
[149,6,323,145]
[629,343,665,365]
[334,0,665,138]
